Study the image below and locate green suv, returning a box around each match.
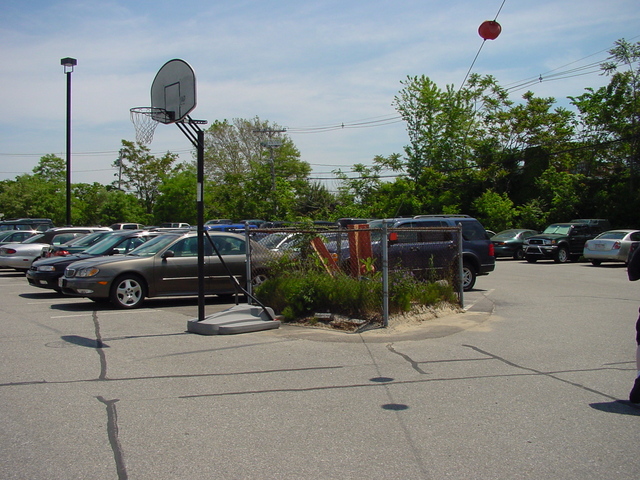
[523,219,610,263]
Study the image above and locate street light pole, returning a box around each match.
[61,57,77,226]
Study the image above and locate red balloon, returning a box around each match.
[478,20,501,40]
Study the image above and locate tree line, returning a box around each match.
[1,39,638,232]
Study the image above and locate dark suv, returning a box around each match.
[366,215,495,291]
[523,219,611,263]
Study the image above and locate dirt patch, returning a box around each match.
[287,302,463,333]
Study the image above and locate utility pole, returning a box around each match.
[254,128,286,217]
[115,149,124,190]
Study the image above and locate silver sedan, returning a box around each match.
[583,229,640,266]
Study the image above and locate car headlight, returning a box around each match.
[524,239,530,245]
[76,267,100,277]
[37,265,56,272]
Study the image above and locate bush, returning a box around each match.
[254,258,458,324]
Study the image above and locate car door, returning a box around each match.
[207,235,247,293]
[152,236,209,296]
[389,220,450,271]
[569,224,590,255]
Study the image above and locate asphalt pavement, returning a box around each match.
[1,260,639,479]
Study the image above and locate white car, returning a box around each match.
[583,229,640,266]
[0,227,111,271]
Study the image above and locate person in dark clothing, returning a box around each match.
[627,245,640,403]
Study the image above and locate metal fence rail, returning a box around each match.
[246,224,463,329]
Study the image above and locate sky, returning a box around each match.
[0,0,639,191]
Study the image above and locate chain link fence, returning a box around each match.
[244,223,463,330]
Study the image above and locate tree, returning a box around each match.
[472,189,518,232]
[203,117,311,219]
[571,39,640,186]
[0,155,66,223]
[153,164,197,224]
[114,140,179,215]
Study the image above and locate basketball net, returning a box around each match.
[130,107,166,145]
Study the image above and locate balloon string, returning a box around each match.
[494,0,506,21]
[459,40,486,90]
[459,0,507,90]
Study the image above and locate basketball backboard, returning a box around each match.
[150,59,196,124]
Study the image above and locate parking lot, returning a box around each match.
[1,259,639,479]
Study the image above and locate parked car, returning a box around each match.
[110,223,146,230]
[0,227,112,272]
[27,230,162,292]
[491,229,538,260]
[0,229,39,245]
[583,229,640,266]
[0,218,54,232]
[205,219,233,225]
[46,230,117,257]
[523,220,609,263]
[340,216,493,291]
[59,231,272,309]
[373,215,495,291]
[159,222,191,228]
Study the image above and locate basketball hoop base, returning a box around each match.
[187,304,280,335]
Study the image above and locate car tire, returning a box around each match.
[462,262,476,291]
[590,259,602,266]
[513,248,525,260]
[110,274,146,309]
[251,272,268,287]
[554,246,569,263]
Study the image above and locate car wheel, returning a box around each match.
[554,246,569,263]
[513,248,525,260]
[462,263,476,291]
[525,256,537,263]
[252,272,268,287]
[110,274,146,309]
[590,259,602,266]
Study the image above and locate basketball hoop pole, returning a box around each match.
[176,116,208,322]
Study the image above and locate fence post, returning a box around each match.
[457,223,464,307]
[245,225,253,300]
[382,221,389,327]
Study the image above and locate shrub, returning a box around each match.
[254,258,458,324]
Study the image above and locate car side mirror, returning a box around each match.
[162,250,175,259]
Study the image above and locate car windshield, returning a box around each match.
[23,234,46,244]
[83,233,138,254]
[64,231,109,247]
[258,233,291,249]
[543,225,571,235]
[126,234,182,256]
[492,230,519,240]
[596,231,627,240]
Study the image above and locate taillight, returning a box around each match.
[613,241,621,250]
[54,250,69,256]
[5,248,16,254]
[488,243,495,257]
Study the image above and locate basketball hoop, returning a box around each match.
[129,107,168,145]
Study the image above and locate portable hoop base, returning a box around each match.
[187,305,281,335]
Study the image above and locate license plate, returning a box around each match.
[594,243,606,250]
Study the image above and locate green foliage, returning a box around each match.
[2,39,639,231]
[472,189,517,232]
[254,256,458,324]
[115,140,179,215]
